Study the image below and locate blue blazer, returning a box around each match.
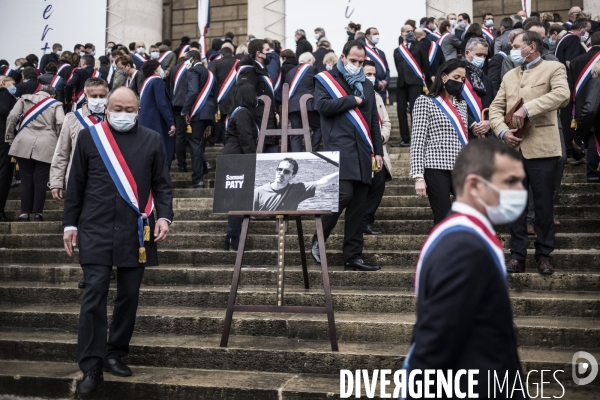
[138,77,175,137]
[181,63,218,121]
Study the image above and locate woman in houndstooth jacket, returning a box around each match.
[409,58,469,224]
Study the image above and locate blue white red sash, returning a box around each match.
[430,95,468,146]
[365,45,387,72]
[461,79,483,123]
[50,75,62,88]
[482,27,495,43]
[139,74,161,102]
[225,106,243,131]
[57,63,70,75]
[73,89,86,111]
[158,51,173,64]
[189,70,216,117]
[414,212,506,297]
[18,97,59,132]
[67,67,79,82]
[2,67,14,77]
[273,71,282,92]
[217,59,239,102]
[262,75,274,95]
[92,69,101,79]
[437,33,450,46]
[315,71,374,155]
[33,83,42,94]
[555,32,574,56]
[88,121,154,261]
[288,64,311,98]
[133,53,148,65]
[428,42,438,66]
[422,27,441,39]
[178,45,190,59]
[74,109,99,128]
[572,52,600,119]
[172,63,187,95]
[398,44,426,87]
[497,51,507,59]
[237,65,253,75]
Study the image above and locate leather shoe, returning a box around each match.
[527,222,535,235]
[10,179,20,188]
[188,181,205,188]
[537,259,554,275]
[204,161,212,171]
[17,214,30,222]
[566,157,584,166]
[311,237,321,264]
[506,258,525,273]
[391,140,411,148]
[34,214,43,221]
[344,259,380,271]
[110,270,116,280]
[0,212,10,222]
[103,357,132,377]
[363,225,381,235]
[78,366,103,396]
[78,279,86,289]
[178,166,188,172]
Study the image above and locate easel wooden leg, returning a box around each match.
[276,216,287,306]
[296,216,310,289]
[220,216,250,348]
[315,216,339,351]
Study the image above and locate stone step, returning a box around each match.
[1,304,598,349]
[1,282,598,318]
[2,264,599,292]
[1,232,598,252]
[0,330,597,380]
[1,248,598,271]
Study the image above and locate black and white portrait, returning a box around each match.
[253,152,339,212]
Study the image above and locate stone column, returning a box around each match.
[426,0,473,19]
[584,0,599,20]
[106,0,162,46]
[247,0,285,42]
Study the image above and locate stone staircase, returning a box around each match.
[0,106,599,399]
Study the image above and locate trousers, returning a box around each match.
[173,106,188,170]
[289,111,322,152]
[424,169,455,225]
[15,157,50,214]
[0,143,13,211]
[189,119,211,183]
[396,85,423,142]
[586,133,600,182]
[78,264,145,373]
[363,168,387,227]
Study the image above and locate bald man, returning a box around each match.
[564,6,582,30]
[63,87,173,395]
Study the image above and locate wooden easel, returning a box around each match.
[220,83,338,351]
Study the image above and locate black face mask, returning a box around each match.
[444,78,464,96]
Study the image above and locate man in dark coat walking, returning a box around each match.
[168,58,190,172]
[63,87,173,396]
[208,46,239,146]
[39,43,62,72]
[294,29,314,58]
[311,40,383,272]
[65,55,102,110]
[14,67,41,97]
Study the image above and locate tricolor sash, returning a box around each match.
[288,64,311,98]
[315,71,375,160]
[428,42,438,66]
[423,27,441,39]
[217,59,239,102]
[461,79,483,123]
[571,51,600,127]
[189,70,216,117]
[173,63,187,95]
[158,51,173,64]
[74,109,99,128]
[414,212,506,297]
[554,32,574,56]
[72,89,86,111]
[437,33,450,46]
[2,67,14,77]
[262,75,274,95]
[273,71,282,92]
[133,53,148,65]
[497,51,507,59]
[430,95,468,146]
[88,121,154,263]
[33,83,42,94]
[57,63,70,75]
[398,44,426,87]
[67,67,79,83]
[365,45,387,72]
[50,75,62,88]
[92,69,101,79]
[18,97,59,133]
[178,44,190,59]
[139,74,161,102]
[482,27,495,43]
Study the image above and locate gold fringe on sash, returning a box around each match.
[144,225,151,242]
[571,119,578,130]
[139,247,147,263]
[371,157,378,172]
[422,86,429,95]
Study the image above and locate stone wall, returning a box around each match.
[162,0,248,50]
[472,0,583,24]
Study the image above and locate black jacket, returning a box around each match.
[182,62,218,121]
[295,36,313,58]
[0,87,17,143]
[0,66,22,84]
[168,62,188,108]
[314,66,383,184]
[555,34,586,64]
[393,40,430,87]
[280,58,299,86]
[488,53,507,96]
[38,72,65,103]
[422,38,446,85]
[576,76,600,140]
[64,66,95,107]
[285,63,317,113]
[15,79,41,98]
[570,46,600,122]
[313,47,334,73]
[39,52,60,72]
[129,70,144,96]
[63,123,173,267]
[208,55,239,115]
[465,72,494,140]
[221,107,258,155]
[56,63,73,81]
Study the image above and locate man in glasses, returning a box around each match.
[253,158,338,211]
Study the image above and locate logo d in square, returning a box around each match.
[572,351,598,385]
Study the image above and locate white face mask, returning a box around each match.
[450,19,457,27]
[366,76,376,84]
[485,19,494,27]
[371,35,380,45]
[581,31,589,42]
[87,97,107,114]
[184,59,193,69]
[137,47,146,54]
[107,111,137,132]
[315,34,321,40]
[325,64,333,71]
[151,51,160,60]
[344,59,361,75]
[477,177,527,225]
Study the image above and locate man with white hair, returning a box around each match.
[564,6,582,30]
[295,29,313,58]
[286,52,321,151]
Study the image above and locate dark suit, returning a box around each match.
[0,87,16,214]
[128,70,143,95]
[38,72,66,103]
[14,79,41,98]
[0,66,22,84]
[313,47,334,72]
[64,123,173,374]
[138,77,175,162]
[465,72,494,140]
[393,39,428,142]
[314,66,383,262]
[285,63,321,151]
[422,38,445,83]
[39,52,60,72]
[406,206,526,399]
[168,62,189,170]
[364,43,391,100]
[209,54,239,146]
[64,66,95,109]
[295,36,313,58]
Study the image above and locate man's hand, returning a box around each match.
[502,129,523,147]
[203,125,211,138]
[52,188,63,201]
[154,219,170,243]
[165,69,170,78]
[380,80,388,89]
[354,96,363,105]
[473,120,490,137]
[63,230,77,256]
[168,125,176,136]
[415,179,427,198]
[511,106,527,129]
[275,113,280,126]
[375,155,383,172]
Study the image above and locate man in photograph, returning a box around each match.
[253,158,338,211]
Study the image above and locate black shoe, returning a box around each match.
[344,259,380,271]
[110,270,116,280]
[178,166,188,172]
[363,225,381,235]
[34,214,43,221]
[78,366,103,396]
[10,179,21,188]
[391,140,411,148]
[17,214,29,222]
[204,162,212,171]
[311,237,321,264]
[188,181,205,188]
[0,212,10,222]
[103,357,132,377]
[78,279,86,289]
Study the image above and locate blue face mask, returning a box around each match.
[8,85,16,95]
[325,64,333,71]
[470,56,485,69]
[548,38,556,46]
[108,111,137,132]
[510,49,525,65]
[458,22,467,29]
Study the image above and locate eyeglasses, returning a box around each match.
[276,168,292,174]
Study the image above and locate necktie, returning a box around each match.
[373,47,379,54]
[126,77,131,87]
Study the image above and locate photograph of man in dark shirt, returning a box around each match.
[253,158,338,211]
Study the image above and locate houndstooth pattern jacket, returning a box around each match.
[409,94,469,178]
